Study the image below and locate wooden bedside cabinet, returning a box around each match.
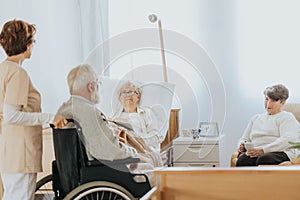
[172,136,219,167]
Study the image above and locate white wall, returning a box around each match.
[0,0,82,113]
[237,0,300,101]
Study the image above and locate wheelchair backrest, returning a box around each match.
[52,126,82,196]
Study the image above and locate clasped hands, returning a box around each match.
[239,143,264,157]
[246,148,264,157]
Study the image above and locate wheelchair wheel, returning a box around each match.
[65,181,135,200]
[35,174,55,200]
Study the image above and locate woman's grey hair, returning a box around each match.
[264,84,289,102]
[67,64,97,94]
[118,81,142,97]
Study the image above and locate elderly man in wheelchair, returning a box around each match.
[36,64,163,199]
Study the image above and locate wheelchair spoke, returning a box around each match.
[78,191,129,200]
[64,181,135,200]
[113,193,118,200]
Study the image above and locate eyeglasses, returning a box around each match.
[120,91,138,96]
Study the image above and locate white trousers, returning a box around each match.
[1,173,37,200]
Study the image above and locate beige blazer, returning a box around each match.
[0,60,43,173]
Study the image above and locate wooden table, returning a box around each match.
[149,166,300,200]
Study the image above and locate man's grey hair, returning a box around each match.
[67,64,97,94]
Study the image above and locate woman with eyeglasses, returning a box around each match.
[112,81,164,155]
[0,19,67,200]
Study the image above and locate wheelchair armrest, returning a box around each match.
[86,157,140,167]
[132,173,150,183]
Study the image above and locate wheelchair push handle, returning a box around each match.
[50,118,75,129]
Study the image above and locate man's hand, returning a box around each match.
[129,162,138,171]
[118,129,127,144]
[114,126,127,144]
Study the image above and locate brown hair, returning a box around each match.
[0,19,36,56]
[264,84,289,102]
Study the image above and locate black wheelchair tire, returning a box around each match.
[36,174,52,191]
[64,181,136,200]
[35,174,55,200]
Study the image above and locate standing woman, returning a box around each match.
[0,19,67,200]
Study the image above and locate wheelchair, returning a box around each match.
[35,119,151,200]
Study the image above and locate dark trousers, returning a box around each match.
[236,152,290,166]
